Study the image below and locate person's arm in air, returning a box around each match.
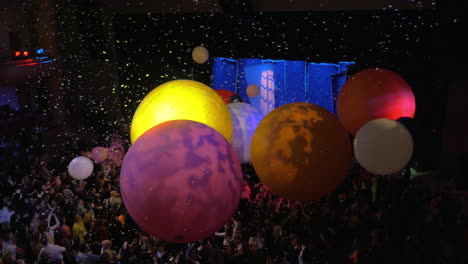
[49,214,60,232]
[232,219,239,236]
[298,244,306,264]
[46,205,56,226]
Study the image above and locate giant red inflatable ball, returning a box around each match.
[215,89,243,104]
[120,120,242,243]
[337,68,416,135]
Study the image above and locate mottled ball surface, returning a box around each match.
[192,46,209,64]
[121,120,242,243]
[246,84,260,98]
[251,103,352,201]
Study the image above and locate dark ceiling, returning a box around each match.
[0,0,439,17]
[99,0,436,13]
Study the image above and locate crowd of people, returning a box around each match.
[1,132,468,264]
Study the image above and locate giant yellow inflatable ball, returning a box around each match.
[130,80,232,143]
[251,102,352,201]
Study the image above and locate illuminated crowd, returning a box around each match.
[1,132,467,264]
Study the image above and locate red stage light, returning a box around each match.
[23,51,29,56]
[15,51,21,56]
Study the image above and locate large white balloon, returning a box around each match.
[228,102,263,163]
[354,118,413,175]
[68,156,94,180]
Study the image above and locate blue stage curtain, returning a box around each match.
[307,62,354,114]
[239,59,283,117]
[283,60,307,106]
[237,58,263,105]
[307,63,339,114]
[211,57,239,93]
[211,57,353,115]
[332,62,355,112]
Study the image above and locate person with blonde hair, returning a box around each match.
[105,191,122,209]
[72,214,86,243]
[100,240,118,262]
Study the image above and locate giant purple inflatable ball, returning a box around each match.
[120,120,242,243]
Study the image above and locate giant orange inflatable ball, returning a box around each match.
[251,102,352,201]
[337,68,416,135]
[120,120,242,243]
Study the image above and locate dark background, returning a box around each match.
[113,8,459,170]
[1,0,466,184]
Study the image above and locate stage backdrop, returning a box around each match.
[211,58,354,116]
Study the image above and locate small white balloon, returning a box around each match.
[68,156,94,180]
[354,118,413,175]
[192,46,209,64]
